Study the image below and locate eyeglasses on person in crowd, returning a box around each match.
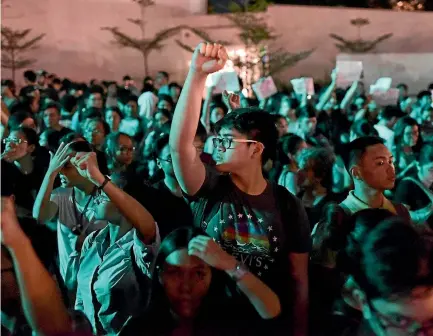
[212,137,258,150]
[119,146,135,154]
[2,137,28,145]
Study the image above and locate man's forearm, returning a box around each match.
[293,281,309,336]
[169,70,207,152]
[32,171,56,222]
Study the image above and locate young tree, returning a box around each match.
[330,18,393,53]
[101,0,187,76]
[1,26,45,82]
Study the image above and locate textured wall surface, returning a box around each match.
[2,1,433,87]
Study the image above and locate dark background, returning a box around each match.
[208,0,433,12]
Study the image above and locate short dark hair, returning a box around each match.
[154,108,172,121]
[88,85,104,96]
[298,147,336,190]
[13,126,39,147]
[123,75,132,81]
[158,94,174,108]
[195,122,207,143]
[168,82,181,90]
[41,129,63,152]
[214,107,278,163]
[350,119,378,138]
[60,94,77,113]
[380,105,404,121]
[153,133,170,159]
[157,71,169,80]
[23,70,36,83]
[397,83,408,90]
[44,101,61,114]
[417,90,431,100]
[80,107,103,122]
[7,111,35,129]
[347,136,385,169]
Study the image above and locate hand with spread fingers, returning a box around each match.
[222,90,241,113]
[47,142,72,175]
[191,42,228,75]
[70,151,105,186]
[188,235,236,271]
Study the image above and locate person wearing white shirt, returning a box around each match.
[68,148,159,335]
[373,105,404,150]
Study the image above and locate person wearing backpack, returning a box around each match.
[169,42,311,335]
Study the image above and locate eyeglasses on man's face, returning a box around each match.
[212,137,258,150]
[2,137,28,145]
[119,146,135,154]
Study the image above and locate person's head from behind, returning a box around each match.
[155,71,169,89]
[43,102,61,129]
[7,111,37,131]
[23,70,36,84]
[210,103,227,125]
[150,227,216,319]
[105,106,122,132]
[39,129,63,152]
[2,127,39,162]
[297,105,317,137]
[379,105,405,129]
[154,134,174,178]
[281,133,309,166]
[397,83,409,99]
[274,115,289,138]
[417,143,433,187]
[123,95,138,119]
[104,132,135,168]
[347,137,396,191]
[297,147,335,192]
[60,94,78,115]
[169,82,181,103]
[86,86,104,109]
[157,94,174,112]
[417,90,432,109]
[394,116,420,149]
[154,108,172,129]
[346,218,433,336]
[350,119,379,142]
[212,108,278,173]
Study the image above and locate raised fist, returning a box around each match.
[190,42,228,74]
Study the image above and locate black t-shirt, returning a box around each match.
[394,177,433,228]
[186,166,311,313]
[123,180,193,239]
[1,155,49,215]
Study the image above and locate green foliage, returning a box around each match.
[1,26,45,81]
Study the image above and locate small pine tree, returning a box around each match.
[329,18,393,53]
[1,26,45,82]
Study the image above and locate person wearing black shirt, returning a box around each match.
[394,143,433,228]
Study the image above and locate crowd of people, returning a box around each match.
[1,42,433,336]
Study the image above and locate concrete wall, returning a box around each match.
[2,1,433,86]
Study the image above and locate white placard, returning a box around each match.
[371,88,400,106]
[370,77,393,94]
[290,77,315,95]
[252,76,278,100]
[206,71,240,94]
[336,60,363,88]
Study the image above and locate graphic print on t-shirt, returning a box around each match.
[204,203,282,279]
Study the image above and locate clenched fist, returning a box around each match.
[190,42,228,75]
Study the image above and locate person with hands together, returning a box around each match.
[188,235,281,319]
[121,227,281,336]
[71,146,159,335]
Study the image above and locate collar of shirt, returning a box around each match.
[340,190,396,215]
